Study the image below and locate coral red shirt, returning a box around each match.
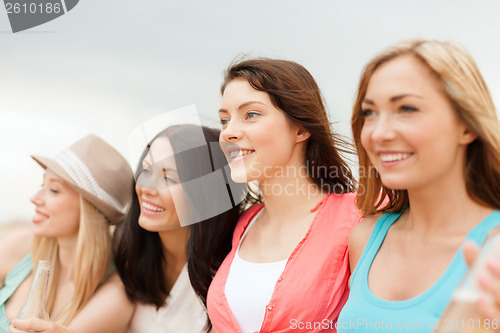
[207,192,361,333]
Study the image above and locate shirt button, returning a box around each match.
[267,305,273,311]
[277,277,283,282]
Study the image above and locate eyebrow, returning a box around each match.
[142,161,178,173]
[43,174,63,183]
[43,178,64,187]
[163,167,178,174]
[363,94,424,105]
[219,100,265,114]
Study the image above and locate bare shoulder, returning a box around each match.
[94,272,131,300]
[69,272,135,333]
[0,229,33,282]
[348,213,382,272]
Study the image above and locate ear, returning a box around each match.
[459,126,478,145]
[296,125,311,143]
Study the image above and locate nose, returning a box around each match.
[139,185,158,195]
[30,188,44,206]
[368,113,397,143]
[220,119,243,142]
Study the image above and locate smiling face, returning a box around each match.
[30,169,81,239]
[219,78,309,183]
[360,55,476,191]
[136,136,186,232]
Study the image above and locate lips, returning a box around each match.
[141,200,166,214]
[33,210,49,223]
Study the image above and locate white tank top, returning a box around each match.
[224,209,288,333]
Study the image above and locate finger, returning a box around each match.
[477,274,500,327]
[479,264,500,301]
[9,323,28,333]
[463,240,480,267]
[477,297,500,329]
[487,260,500,278]
[12,318,48,331]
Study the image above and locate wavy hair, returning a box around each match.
[351,39,500,216]
[222,58,356,196]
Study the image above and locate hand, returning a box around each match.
[463,240,500,331]
[9,318,77,333]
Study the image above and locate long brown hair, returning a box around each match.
[352,39,500,216]
[222,58,355,195]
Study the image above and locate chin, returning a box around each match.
[138,217,155,231]
[379,175,411,191]
[228,166,250,183]
[138,222,160,233]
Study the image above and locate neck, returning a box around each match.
[158,227,189,273]
[404,165,492,236]
[259,169,328,225]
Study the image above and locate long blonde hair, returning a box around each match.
[352,39,500,216]
[31,195,112,325]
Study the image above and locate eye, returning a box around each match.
[359,108,376,118]
[163,169,178,185]
[400,105,418,113]
[165,176,178,185]
[245,111,260,120]
[50,188,59,194]
[220,118,229,127]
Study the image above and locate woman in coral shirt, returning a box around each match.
[206,58,361,333]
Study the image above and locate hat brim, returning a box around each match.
[31,155,125,224]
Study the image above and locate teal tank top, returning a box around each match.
[337,210,500,333]
[0,254,33,332]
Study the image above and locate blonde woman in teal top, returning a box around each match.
[338,39,500,332]
[0,135,135,333]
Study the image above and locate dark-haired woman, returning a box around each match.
[207,58,362,332]
[113,125,242,333]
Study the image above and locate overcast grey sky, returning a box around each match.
[2,0,500,224]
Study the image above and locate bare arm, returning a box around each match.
[69,273,135,333]
[0,229,32,286]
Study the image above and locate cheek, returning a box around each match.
[168,186,186,210]
[159,187,179,213]
[68,200,81,226]
[135,185,142,197]
[360,124,373,153]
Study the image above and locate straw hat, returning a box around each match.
[32,135,134,224]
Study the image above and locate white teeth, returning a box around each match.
[34,212,47,219]
[142,202,165,212]
[380,153,412,162]
[230,150,254,159]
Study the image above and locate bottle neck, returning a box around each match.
[16,260,52,320]
[27,266,50,303]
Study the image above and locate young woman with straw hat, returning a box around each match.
[0,134,135,333]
